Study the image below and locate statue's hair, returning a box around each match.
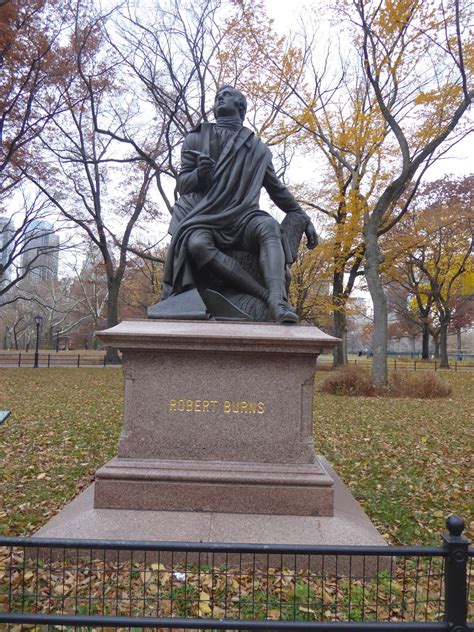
[216,85,247,121]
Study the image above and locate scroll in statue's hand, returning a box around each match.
[305,220,318,250]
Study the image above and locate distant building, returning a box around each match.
[20,220,60,281]
[79,241,104,279]
[0,215,14,291]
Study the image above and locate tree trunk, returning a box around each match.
[421,322,430,359]
[332,271,347,367]
[105,279,121,365]
[364,222,388,385]
[456,327,462,359]
[47,326,54,350]
[431,331,440,359]
[439,320,450,369]
[332,308,348,367]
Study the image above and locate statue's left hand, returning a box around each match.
[305,220,318,250]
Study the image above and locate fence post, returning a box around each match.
[47,354,51,368]
[443,515,470,631]
[77,354,80,368]
[103,354,106,367]
[414,360,417,371]
[435,361,437,371]
[18,353,21,368]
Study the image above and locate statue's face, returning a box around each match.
[214,88,240,118]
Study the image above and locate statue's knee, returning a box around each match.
[258,216,281,241]
[188,233,208,259]
[187,232,217,269]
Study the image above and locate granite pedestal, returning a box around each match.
[94,320,337,516]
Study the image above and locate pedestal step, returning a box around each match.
[95,457,334,516]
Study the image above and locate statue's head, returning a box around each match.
[214,86,247,122]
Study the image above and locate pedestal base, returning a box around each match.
[35,458,388,575]
[94,456,334,516]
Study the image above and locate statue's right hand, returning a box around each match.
[197,155,215,179]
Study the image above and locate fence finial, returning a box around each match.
[446,514,464,536]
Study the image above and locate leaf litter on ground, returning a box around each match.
[0,367,472,625]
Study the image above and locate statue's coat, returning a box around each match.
[162,123,302,298]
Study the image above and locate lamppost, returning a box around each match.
[33,315,42,368]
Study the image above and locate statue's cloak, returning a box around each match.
[162,124,272,298]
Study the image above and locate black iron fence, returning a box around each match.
[0,352,110,368]
[0,516,472,630]
[1,352,473,371]
[316,357,474,372]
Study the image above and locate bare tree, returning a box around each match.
[0,0,72,196]
[24,2,161,363]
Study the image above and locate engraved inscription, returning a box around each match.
[169,399,218,413]
[169,399,265,414]
[223,400,265,414]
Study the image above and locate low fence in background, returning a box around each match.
[317,357,474,371]
[1,351,473,371]
[0,352,110,368]
[0,517,472,630]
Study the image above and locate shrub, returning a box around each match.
[319,365,376,396]
[389,371,452,399]
[319,365,452,398]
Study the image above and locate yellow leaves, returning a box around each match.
[376,0,418,36]
[413,83,463,110]
[198,590,212,616]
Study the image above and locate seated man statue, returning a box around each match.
[153,86,317,324]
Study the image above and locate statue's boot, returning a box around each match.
[267,285,300,324]
[206,251,269,303]
[259,238,299,324]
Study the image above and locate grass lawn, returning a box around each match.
[0,367,472,544]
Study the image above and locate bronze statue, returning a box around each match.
[150,86,317,323]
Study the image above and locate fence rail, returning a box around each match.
[1,352,473,371]
[0,516,471,630]
[317,357,474,371]
[0,352,109,368]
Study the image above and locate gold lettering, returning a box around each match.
[168,398,265,414]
